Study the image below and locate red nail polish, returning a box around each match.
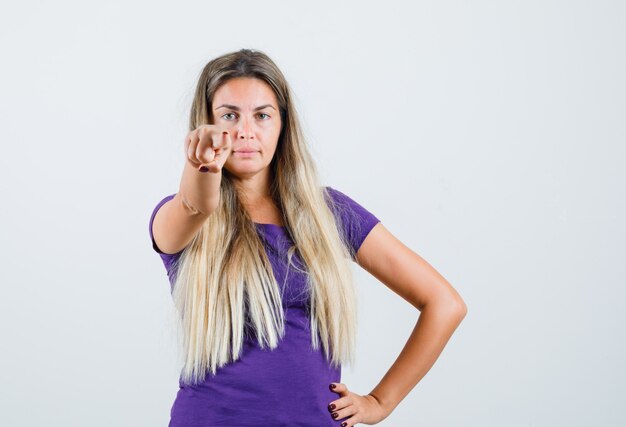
[329,383,336,390]
[332,412,338,418]
[199,166,209,172]
[341,423,347,427]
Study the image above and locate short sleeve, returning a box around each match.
[324,186,381,260]
[149,193,185,284]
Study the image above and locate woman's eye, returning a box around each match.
[221,112,270,120]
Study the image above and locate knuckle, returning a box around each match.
[197,149,206,162]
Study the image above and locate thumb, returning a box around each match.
[329,382,349,396]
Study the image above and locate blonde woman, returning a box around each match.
[149,48,467,426]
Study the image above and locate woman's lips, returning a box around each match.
[234,150,258,157]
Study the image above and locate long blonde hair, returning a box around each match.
[172,48,358,385]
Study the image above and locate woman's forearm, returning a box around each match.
[367,300,467,415]
[178,156,222,215]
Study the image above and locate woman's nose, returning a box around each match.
[235,117,254,139]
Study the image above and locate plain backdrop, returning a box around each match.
[1,1,624,426]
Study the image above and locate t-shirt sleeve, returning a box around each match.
[324,186,381,261]
[149,193,185,282]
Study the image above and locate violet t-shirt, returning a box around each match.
[149,186,380,427]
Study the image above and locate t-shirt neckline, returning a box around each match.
[254,222,285,228]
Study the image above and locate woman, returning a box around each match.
[149,48,467,426]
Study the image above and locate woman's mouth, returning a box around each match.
[233,150,258,157]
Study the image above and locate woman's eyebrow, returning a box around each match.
[215,104,276,111]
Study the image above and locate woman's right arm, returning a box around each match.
[151,126,232,255]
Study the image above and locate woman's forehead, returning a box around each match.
[213,78,278,108]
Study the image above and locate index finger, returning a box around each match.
[215,129,230,149]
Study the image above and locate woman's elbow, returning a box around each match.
[439,294,468,323]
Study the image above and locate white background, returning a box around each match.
[1,1,624,426]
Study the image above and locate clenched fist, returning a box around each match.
[184,124,233,173]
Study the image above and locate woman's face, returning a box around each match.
[212,77,282,179]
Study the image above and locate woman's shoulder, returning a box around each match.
[322,185,353,207]
[322,185,381,255]
[323,186,377,219]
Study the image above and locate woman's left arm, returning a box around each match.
[354,222,468,418]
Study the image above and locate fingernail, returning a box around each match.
[341,423,347,427]
[328,404,335,411]
[199,166,209,173]
[329,383,336,390]
[332,412,338,419]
